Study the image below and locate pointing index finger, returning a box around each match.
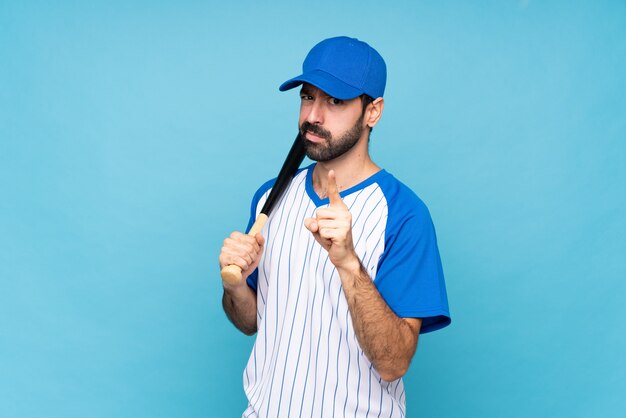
[327,170,343,206]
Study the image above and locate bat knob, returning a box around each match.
[221,265,243,286]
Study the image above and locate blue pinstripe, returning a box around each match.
[247,176,306,413]
[260,177,306,415]
[299,244,331,418]
[274,194,313,416]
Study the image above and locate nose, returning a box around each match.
[304,99,324,125]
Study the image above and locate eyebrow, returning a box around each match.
[299,86,334,100]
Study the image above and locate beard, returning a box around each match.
[300,115,364,162]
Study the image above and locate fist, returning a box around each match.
[304,170,358,270]
[219,231,265,286]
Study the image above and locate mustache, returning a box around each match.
[300,121,331,140]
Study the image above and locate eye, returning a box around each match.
[329,97,343,105]
[300,94,313,101]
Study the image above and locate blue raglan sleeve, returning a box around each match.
[374,181,451,334]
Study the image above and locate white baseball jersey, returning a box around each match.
[241,164,450,418]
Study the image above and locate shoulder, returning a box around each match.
[375,171,433,226]
[250,164,312,205]
[251,177,276,204]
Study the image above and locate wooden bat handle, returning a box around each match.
[220,214,269,286]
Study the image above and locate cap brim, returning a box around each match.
[279,70,363,100]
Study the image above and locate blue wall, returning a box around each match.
[1,1,624,416]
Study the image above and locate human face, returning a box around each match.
[298,84,367,162]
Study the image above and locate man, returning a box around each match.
[219,36,451,417]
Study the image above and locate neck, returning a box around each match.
[311,139,380,198]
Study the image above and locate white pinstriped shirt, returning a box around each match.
[242,164,450,418]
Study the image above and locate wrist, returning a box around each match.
[223,277,250,295]
[336,252,363,278]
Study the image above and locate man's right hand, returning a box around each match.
[219,231,265,288]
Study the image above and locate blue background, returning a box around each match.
[1,1,624,417]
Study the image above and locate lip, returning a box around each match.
[305,131,326,143]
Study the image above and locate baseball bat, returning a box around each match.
[220,133,306,285]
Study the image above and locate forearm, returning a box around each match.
[338,261,420,382]
[222,284,258,336]
[219,230,265,336]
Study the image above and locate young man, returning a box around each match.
[219,36,451,417]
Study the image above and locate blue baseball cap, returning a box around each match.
[279,36,386,100]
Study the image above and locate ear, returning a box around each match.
[366,97,384,128]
